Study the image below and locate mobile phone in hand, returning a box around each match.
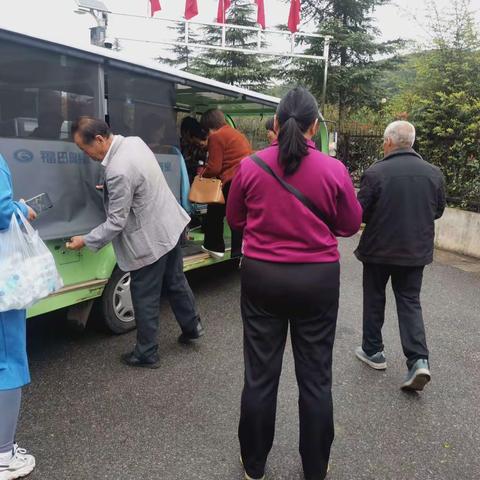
[25,193,53,214]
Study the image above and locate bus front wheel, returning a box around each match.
[101,267,136,334]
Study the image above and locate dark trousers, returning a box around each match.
[203,181,243,257]
[129,241,200,361]
[239,258,339,480]
[362,263,429,369]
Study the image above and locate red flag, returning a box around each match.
[217,0,231,23]
[288,0,301,33]
[149,0,161,17]
[255,0,266,29]
[185,0,198,20]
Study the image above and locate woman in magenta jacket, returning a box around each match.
[227,88,362,480]
[0,153,36,479]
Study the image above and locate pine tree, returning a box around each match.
[190,0,277,91]
[290,0,402,127]
[163,22,201,71]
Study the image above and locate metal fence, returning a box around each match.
[337,130,383,184]
[337,129,480,212]
[235,117,270,151]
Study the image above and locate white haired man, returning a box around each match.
[354,121,446,391]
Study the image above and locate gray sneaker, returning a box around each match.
[355,347,387,370]
[401,359,431,391]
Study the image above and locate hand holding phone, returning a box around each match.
[25,193,53,215]
[19,200,37,221]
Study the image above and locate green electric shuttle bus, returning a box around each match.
[0,27,331,333]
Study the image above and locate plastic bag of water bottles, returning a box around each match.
[0,209,63,312]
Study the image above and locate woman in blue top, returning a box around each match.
[0,153,37,479]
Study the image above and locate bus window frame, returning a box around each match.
[0,40,105,140]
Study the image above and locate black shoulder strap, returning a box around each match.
[250,153,332,229]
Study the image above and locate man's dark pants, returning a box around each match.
[362,262,429,369]
[129,240,200,361]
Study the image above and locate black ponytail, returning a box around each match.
[276,87,319,175]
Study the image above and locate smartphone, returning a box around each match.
[25,193,53,214]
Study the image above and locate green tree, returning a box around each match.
[190,0,277,90]
[405,0,480,208]
[356,0,480,209]
[163,22,201,71]
[290,0,402,126]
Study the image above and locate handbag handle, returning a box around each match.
[197,169,222,183]
[198,166,208,179]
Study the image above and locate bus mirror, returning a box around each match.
[328,131,338,157]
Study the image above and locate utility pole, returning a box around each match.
[321,37,331,113]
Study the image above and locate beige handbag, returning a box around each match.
[188,175,225,204]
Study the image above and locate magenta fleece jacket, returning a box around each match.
[227,140,363,264]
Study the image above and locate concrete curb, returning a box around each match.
[435,207,480,259]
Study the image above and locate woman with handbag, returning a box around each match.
[199,109,252,259]
[0,153,37,480]
[227,88,363,480]
[180,116,208,185]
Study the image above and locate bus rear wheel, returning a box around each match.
[101,267,136,334]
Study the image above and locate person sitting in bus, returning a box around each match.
[30,110,63,140]
[0,154,37,479]
[265,117,277,144]
[227,87,362,480]
[200,109,252,259]
[180,116,208,185]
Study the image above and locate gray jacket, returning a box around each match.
[84,135,190,272]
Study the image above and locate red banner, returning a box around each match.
[288,0,301,33]
[217,0,231,23]
[149,0,161,17]
[255,0,266,29]
[185,0,198,20]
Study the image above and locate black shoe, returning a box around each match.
[178,321,205,345]
[120,352,160,369]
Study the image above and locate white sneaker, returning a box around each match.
[0,445,36,480]
[201,245,225,259]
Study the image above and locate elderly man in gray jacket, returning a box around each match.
[67,117,203,368]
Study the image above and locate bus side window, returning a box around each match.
[106,66,177,151]
[0,40,99,141]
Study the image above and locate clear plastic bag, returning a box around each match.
[0,210,63,312]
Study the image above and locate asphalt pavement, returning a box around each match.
[19,236,480,480]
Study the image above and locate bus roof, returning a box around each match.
[0,27,281,116]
